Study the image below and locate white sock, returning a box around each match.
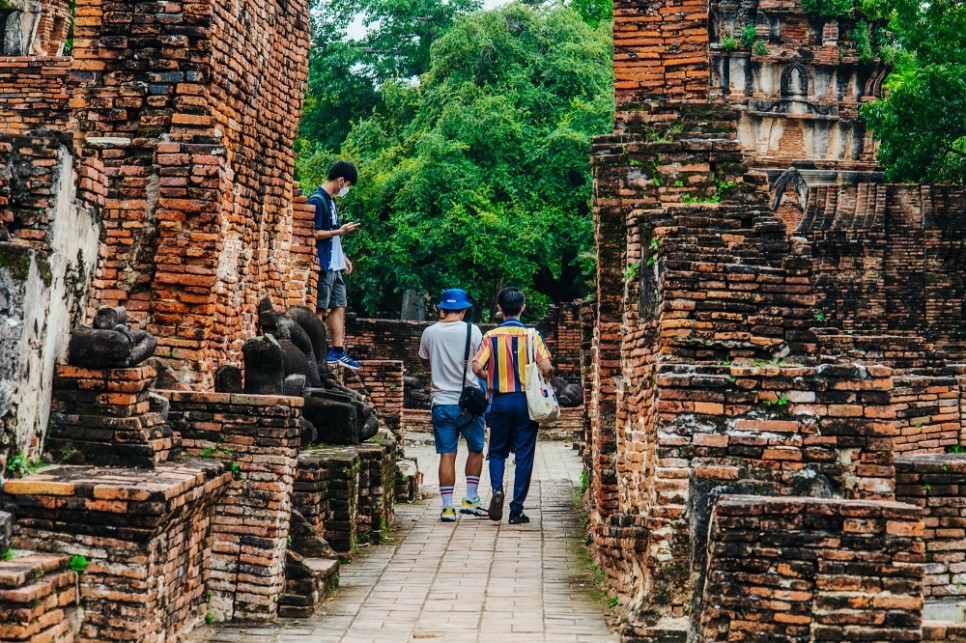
[465,476,480,501]
[440,485,454,508]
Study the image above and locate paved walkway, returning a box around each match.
[193,440,619,643]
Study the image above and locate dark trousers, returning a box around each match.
[487,392,537,515]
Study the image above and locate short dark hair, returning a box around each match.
[497,287,526,317]
[327,161,358,185]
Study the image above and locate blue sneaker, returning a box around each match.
[339,352,362,370]
[328,350,362,370]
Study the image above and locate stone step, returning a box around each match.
[0,553,71,589]
[923,620,966,642]
[279,553,339,618]
[0,553,79,641]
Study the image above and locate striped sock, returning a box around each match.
[466,476,480,501]
[440,485,454,508]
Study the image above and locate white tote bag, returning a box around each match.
[525,329,560,423]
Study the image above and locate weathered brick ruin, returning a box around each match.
[3,0,966,639]
[589,0,966,640]
[0,0,406,640]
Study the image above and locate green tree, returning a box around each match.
[862,0,966,183]
[568,0,613,28]
[331,4,613,318]
[297,0,482,167]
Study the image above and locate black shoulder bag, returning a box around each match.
[458,322,489,417]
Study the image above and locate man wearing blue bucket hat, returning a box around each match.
[419,288,488,522]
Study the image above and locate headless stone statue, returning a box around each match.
[67,306,157,368]
[227,297,378,445]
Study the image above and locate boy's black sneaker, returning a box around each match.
[508,512,530,525]
[488,489,504,522]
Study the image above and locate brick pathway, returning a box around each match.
[193,440,618,643]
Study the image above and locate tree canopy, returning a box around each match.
[862,0,966,183]
[301,3,613,318]
[297,0,483,167]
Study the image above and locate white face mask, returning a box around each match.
[337,186,350,198]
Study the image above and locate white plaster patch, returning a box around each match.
[3,149,99,454]
[216,233,243,281]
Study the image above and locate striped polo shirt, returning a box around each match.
[473,320,552,394]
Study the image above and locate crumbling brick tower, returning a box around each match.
[71,0,316,386]
[1,0,320,460]
[590,0,966,640]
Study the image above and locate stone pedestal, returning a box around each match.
[3,461,231,642]
[46,365,175,468]
[161,391,302,621]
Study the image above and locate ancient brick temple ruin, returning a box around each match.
[0,0,409,640]
[2,0,966,639]
[589,0,966,640]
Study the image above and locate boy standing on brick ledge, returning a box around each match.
[309,160,363,370]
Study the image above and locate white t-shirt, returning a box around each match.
[418,320,483,406]
[327,198,347,271]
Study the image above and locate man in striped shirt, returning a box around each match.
[473,287,553,525]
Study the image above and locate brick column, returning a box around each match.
[3,461,231,641]
[162,391,302,621]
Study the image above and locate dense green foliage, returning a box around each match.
[862,0,966,183]
[568,0,613,28]
[298,3,613,318]
[801,0,854,18]
[297,0,482,165]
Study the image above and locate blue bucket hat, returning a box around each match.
[437,288,472,311]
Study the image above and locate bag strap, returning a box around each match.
[461,321,472,385]
[527,328,537,365]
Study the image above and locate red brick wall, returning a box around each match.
[70,0,314,386]
[612,362,900,620]
[344,303,586,384]
[892,375,963,454]
[0,57,72,136]
[3,462,232,640]
[698,495,923,641]
[896,455,966,599]
[162,391,302,621]
[294,443,397,552]
[0,55,107,464]
[47,365,176,467]
[538,405,584,441]
[403,408,433,434]
[802,184,966,359]
[340,360,405,440]
[613,0,710,110]
[593,0,966,639]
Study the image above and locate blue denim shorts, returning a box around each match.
[432,404,485,454]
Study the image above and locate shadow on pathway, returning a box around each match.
[192,441,619,643]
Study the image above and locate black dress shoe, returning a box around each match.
[508,512,530,524]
